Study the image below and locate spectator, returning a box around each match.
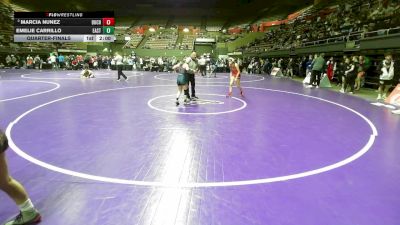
[355,55,366,90]
[5,55,11,67]
[26,55,33,69]
[198,55,207,77]
[341,56,357,94]
[377,53,395,100]
[49,53,57,70]
[58,54,65,69]
[34,55,41,70]
[326,56,336,81]
[336,55,348,86]
[307,53,326,88]
[286,58,294,77]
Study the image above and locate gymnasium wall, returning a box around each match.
[194,44,214,56]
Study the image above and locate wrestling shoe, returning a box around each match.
[5,209,41,225]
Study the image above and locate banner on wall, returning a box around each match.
[385,84,400,106]
[227,52,242,56]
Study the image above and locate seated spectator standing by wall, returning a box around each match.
[336,56,347,86]
[5,55,11,67]
[58,54,65,69]
[11,55,17,67]
[392,58,400,115]
[326,57,335,81]
[392,55,400,88]
[84,55,91,68]
[93,57,99,70]
[280,58,287,76]
[355,55,365,91]
[300,56,307,77]
[34,55,41,70]
[26,55,33,69]
[377,53,395,100]
[72,58,79,70]
[247,59,253,74]
[286,58,294,77]
[307,53,325,88]
[49,54,57,70]
[198,55,207,77]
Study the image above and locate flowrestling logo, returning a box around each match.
[185,99,224,105]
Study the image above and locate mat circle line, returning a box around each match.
[6,85,378,188]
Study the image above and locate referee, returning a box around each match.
[184,51,199,100]
[115,53,128,81]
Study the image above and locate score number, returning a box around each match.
[102,18,114,34]
[102,18,115,26]
[103,26,114,34]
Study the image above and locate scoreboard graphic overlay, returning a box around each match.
[14,11,115,42]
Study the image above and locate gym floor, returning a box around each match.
[1,69,399,225]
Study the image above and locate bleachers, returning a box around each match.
[241,0,400,53]
[179,34,196,50]
[0,2,14,47]
[123,34,144,49]
[114,27,129,41]
[19,42,56,50]
[142,32,178,49]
